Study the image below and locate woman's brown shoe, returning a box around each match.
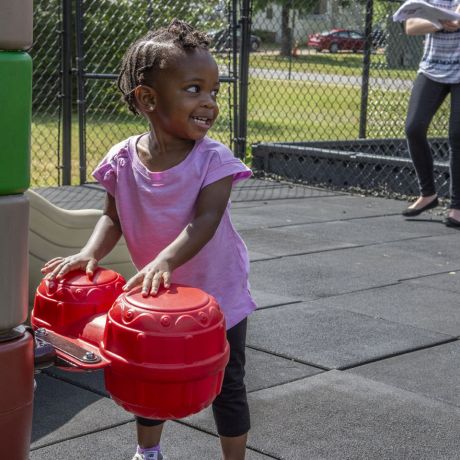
[402,197,439,217]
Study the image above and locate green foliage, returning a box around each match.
[253,0,319,14]
[31,0,62,113]
[32,0,225,115]
[253,29,277,42]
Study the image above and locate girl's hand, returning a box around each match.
[41,253,98,280]
[123,258,172,297]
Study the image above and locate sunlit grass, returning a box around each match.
[31,112,233,186]
[32,75,449,186]
[249,50,418,80]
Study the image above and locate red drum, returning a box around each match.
[32,268,125,339]
[32,268,229,419]
[102,285,229,419]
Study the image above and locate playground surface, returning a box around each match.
[30,178,460,460]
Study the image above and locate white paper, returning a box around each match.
[393,0,460,29]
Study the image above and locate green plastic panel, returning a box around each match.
[0,51,31,195]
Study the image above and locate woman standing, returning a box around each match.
[402,1,460,227]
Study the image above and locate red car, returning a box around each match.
[307,29,365,53]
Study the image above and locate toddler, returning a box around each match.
[42,19,257,460]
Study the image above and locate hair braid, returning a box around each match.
[117,19,210,115]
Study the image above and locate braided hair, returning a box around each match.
[117,19,210,115]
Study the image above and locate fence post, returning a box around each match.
[61,0,72,185]
[75,0,87,185]
[236,0,251,160]
[231,0,239,153]
[146,0,153,30]
[359,0,374,139]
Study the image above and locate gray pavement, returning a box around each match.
[31,179,460,459]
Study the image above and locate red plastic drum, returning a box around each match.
[32,268,230,420]
[102,285,230,419]
[32,268,126,368]
[32,268,125,340]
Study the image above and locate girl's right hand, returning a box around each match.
[122,257,172,297]
[41,253,98,280]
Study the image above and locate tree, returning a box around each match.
[253,0,318,56]
[31,0,224,114]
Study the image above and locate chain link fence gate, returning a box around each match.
[249,0,451,197]
[31,0,452,197]
[30,0,240,186]
[30,0,63,186]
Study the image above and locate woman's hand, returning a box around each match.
[440,19,460,31]
[123,258,172,297]
[41,253,98,280]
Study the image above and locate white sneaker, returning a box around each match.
[131,451,163,460]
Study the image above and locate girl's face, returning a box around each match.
[147,49,220,142]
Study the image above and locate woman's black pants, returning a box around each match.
[405,73,460,209]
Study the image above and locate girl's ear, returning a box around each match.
[134,85,156,113]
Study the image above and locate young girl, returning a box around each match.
[42,19,256,460]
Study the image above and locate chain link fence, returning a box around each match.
[30,0,63,186]
[249,0,450,196]
[31,0,451,197]
[31,0,235,186]
[77,0,236,183]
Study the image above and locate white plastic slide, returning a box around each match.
[26,189,135,307]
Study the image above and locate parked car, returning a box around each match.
[209,28,261,52]
[307,29,365,53]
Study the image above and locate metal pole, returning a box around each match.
[146,0,153,30]
[75,0,87,185]
[288,7,295,81]
[359,0,373,139]
[61,0,72,185]
[236,0,251,160]
[232,0,239,153]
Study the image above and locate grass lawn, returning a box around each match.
[246,77,423,143]
[31,112,234,186]
[250,50,418,80]
[31,75,449,187]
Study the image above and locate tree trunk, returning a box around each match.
[280,4,292,56]
[330,0,338,28]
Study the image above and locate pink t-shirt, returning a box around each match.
[93,135,257,329]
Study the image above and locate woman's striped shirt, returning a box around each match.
[419,0,460,83]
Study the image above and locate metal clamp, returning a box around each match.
[34,328,101,365]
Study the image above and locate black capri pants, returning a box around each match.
[136,318,250,437]
[405,73,460,209]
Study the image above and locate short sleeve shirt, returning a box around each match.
[93,135,257,329]
[419,0,460,83]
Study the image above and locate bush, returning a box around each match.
[252,29,276,43]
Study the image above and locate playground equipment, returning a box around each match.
[26,188,135,306]
[0,1,34,458]
[32,268,230,419]
[0,0,33,51]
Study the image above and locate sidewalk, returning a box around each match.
[30,179,460,460]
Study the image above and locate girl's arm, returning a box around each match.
[41,192,122,279]
[123,175,233,296]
